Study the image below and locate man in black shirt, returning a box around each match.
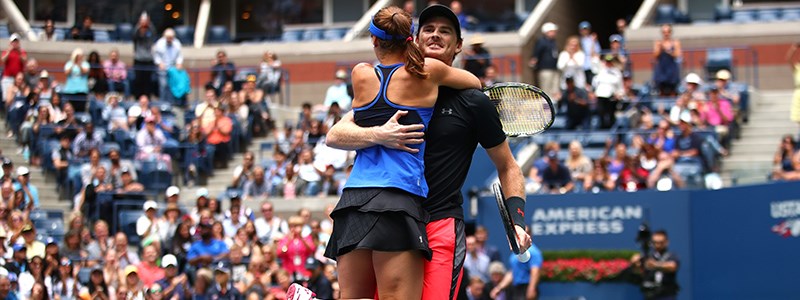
[673,115,706,171]
[631,230,680,300]
[304,258,333,299]
[541,151,573,194]
[326,5,531,299]
[530,22,560,98]
[561,76,590,130]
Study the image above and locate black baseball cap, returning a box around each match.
[418,4,462,41]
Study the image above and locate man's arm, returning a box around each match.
[526,267,540,300]
[485,140,532,251]
[325,111,423,152]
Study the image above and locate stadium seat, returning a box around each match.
[282,29,303,42]
[705,48,733,80]
[757,9,780,22]
[174,26,195,45]
[323,28,347,40]
[732,10,755,23]
[302,29,323,41]
[93,30,111,42]
[117,210,143,246]
[0,25,8,39]
[116,23,134,41]
[29,210,48,223]
[655,4,677,24]
[715,5,733,22]
[207,26,231,44]
[782,8,800,21]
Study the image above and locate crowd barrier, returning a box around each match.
[472,181,800,299]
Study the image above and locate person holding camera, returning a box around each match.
[630,230,680,300]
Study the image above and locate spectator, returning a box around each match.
[79,148,106,186]
[62,48,90,95]
[137,200,163,247]
[565,141,593,192]
[673,113,705,165]
[463,35,491,79]
[122,265,146,299]
[155,254,188,300]
[700,87,734,142]
[474,226,500,263]
[714,69,740,106]
[243,167,269,202]
[80,266,110,300]
[210,262,243,299]
[60,229,87,262]
[211,50,236,92]
[193,269,214,299]
[229,92,250,134]
[617,155,648,191]
[102,93,128,131]
[101,248,121,289]
[493,241,543,300]
[190,189,210,222]
[241,75,272,137]
[630,230,680,299]
[464,235,490,283]
[68,26,80,40]
[562,76,590,130]
[305,258,333,299]
[223,204,248,238]
[103,48,127,94]
[653,24,682,96]
[159,203,181,246]
[17,255,46,299]
[466,276,489,300]
[153,28,184,102]
[648,119,677,154]
[257,51,282,98]
[136,115,170,164]
[616,18,628,46]
[487,262,508,299]
[77,16,95,41]
[127,94,151,130]
[167,222,193,271]
[77,165,113,218]
[593,54,624,129]
[107,148,136,185]
[557,36,586,91]
[578,21,601,83]
[1,34,27,99]
[232,151,255,189]
[5,244,27,277]
[88,51,109,100]
[276,216,314,280]
[73,123,103,158]
[133,13,156,98]
[187,220,229,269]
[115,232,141,268]
[51,134,72,191]
[482,65,499,87]
[541,151,573,194]
[683,73,706,102]
[136,245,165,288]
[12,167,38,210]
[450,1,468,29]
[20,225,45,259]
[295,149,322,196]
[254,201,288,244]
[323,69,353,111]
[85,220,113,261]
[608,34,630,74]
[530,23,560,98]
[38,19,59,42]
[774,135,796,174]
[203,105,233,169]
[149,105,177,140]
[195,85,219,127]
[22,59,39,89]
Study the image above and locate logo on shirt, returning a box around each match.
[441,108,454,115]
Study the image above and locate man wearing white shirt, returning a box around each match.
[592,54,624,129]
[254,201,288,243]
[322,69,352,111]
[136,200,162,247]
[152,28,183,102]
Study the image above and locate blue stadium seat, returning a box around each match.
[93,30,111,42]
[732,10,756,23]
[174,26,195,45]
[77,268,91,285]
[757,9,780,22]
[207,26,231,44]
[715,5,733,22]
[282,29,303,42]
[782,8,800,21]
[117,210,143,246]
[655,4,677,24]
[116,23,134,41]
[0,25,8,39]
[29,210,48,223]
[302,29,323,41]
[323,28,347,40]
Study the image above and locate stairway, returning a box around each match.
[0,137,71,212]
[722,90,797,185]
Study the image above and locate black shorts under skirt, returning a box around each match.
[324,188,432,261]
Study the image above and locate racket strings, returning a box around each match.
[487,87,553,135]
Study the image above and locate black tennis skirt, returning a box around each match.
[324,187,432,261]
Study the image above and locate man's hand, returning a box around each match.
[515,225,532,253]
[375,110,425,153]
[526,285,538,300]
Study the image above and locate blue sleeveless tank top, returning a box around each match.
[344,63,435,197]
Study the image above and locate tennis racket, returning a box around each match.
[492,182,531,263]
[484,82,555,137]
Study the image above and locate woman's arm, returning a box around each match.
[672,40,683,58]
[653,41,662,58]
[427,58,481,89]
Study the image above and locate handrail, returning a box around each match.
[343,0,392,42]
[625,45,759,88]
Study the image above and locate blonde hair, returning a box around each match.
[70,48,84,62]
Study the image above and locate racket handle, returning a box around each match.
[517,249,531,263]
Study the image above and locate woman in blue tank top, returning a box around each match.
[320,6,481,300]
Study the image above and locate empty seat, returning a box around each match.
[116,23,134,41]
[732,10,755,23]
[715,5,733,22]
[117,210,144,245]
[281,29,303,42]
[302,29,323,41]
[705,48,733,79]
[207,25,231,44]
[323,28,347,40]
[757,9,780,22]
[782,9,800,21]
[174,26,195,45]
[93,30,111,42]
[655,4,677,24]
[0,25,9,39]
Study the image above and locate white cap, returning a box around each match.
[0,267,7,277]
[716,69,732,81]
[143,200,158,211]
[679,111,693,123]
[685,73,702,85]
[16,166,29,177]
[9,34,20,42]
[165,186,180,197]
[541,22,558,34]
[161,254,178,268]
[196,188,209,198]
